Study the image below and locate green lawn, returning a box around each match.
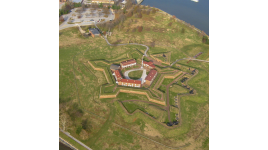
[122,101,146,113]
[161,78,174,85]
[170,84,188,94]
[128,70,143,80]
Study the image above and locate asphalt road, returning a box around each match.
[124,68,147,84]
[59,128,92,150]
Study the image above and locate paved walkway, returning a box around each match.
[59,128,92,150]
[124,68,147,84]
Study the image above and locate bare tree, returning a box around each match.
[59,16,65,22]
[59,113,70,131]
[103,7,110,15]
[138,13,142,18]
[146,10,150,15]
[125,0,135,9]
[181,28,185,34]
[137,26,143,32]
[82,3,86,11]
[152,8,156,14]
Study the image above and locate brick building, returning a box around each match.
[120,59,136,69]
[112,70,123,81]
[144,70,157,86]
[143,61,155,69]
[118,79,141,88]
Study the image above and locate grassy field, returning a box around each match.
[170,84,189,94]
[59,5,209,150]
[128,70,143,80]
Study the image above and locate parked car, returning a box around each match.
[90,19,94,21]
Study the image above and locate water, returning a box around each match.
[140,0,209,35]
[59,142,72,150]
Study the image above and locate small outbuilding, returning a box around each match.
[110,64,120,71]
[88,28,101,38]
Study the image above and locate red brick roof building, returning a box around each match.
[145,70,157,86]
[118,79,141,88]
[143,61,155,69]
[113,70,123,81]
[120,59,137,69]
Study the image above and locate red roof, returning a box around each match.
[120,79,141,84]
[114,70,122,80]
[145,70,157,81]
[143,61,155,68]
[121,59,136,66]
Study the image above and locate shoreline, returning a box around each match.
[143,5,209,37]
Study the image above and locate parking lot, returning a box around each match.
[59,8,115,30]
[69,8,114,22]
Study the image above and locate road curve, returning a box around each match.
[124,68,147,83]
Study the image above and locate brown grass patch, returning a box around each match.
[143,16,155,21]
[79,129,89,140]
[133,117,137,122]
[152,27,166,33]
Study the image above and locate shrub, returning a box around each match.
[81,119,92,133]
[127,11,133,17]
[150,41,155,47]
[73,2,82,8]
[99,3,103,8]
[132,28,136,32]
[152,9,156,14]
[202,36,209,44]
[137,26,143,32]
[168,22,172,26]
[138,13,142,18]
[59,16,65,22]
[76,126,82,135]
[181,28,185,34]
